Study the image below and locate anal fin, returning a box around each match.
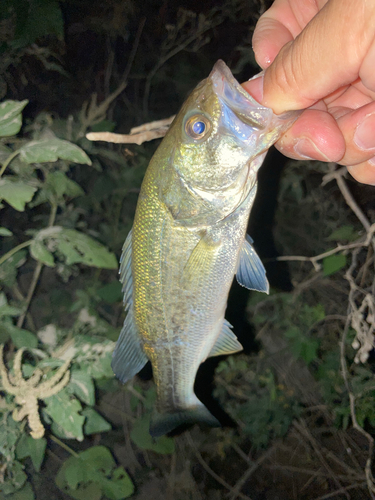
[236,234,269,293]
[209,319,243,357]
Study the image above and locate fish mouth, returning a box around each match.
[210,60,271,130]
[208,60,300,150]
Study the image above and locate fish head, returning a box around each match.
[158,60,300,227]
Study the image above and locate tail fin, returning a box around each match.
[150,402,220,437]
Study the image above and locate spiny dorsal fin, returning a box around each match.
[111,307,148,383]
[236,234,269,293]
[209,319,243,357]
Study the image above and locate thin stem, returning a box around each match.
[17,202,58,328]
[0,150,20,178]
[0,240,32,267]
[50,434,79,459]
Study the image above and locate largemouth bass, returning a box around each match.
[112,60,299,437]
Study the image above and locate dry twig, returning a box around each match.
[86,115,175,145]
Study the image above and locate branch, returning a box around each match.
[86,115,175,145]
[322,163,371,231]
[276,224,375,271]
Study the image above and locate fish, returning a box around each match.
[112,60,299,437]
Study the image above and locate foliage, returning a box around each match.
[216,357,301,449]
[55,446,134,500]
[0,99,133,498]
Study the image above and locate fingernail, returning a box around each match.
[293,138,332,162]
[243,72,264,103]
[369,156,375,166]
[354,113,375,151]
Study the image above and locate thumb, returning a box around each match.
[248,0,374,114]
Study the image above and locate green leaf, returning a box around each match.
[4,481,35,500]
[44,389,85,441]
[16,434,47,472]
[48,171,85,199]
[323,253,347,276]
[326,225,358,242]
[12,0,64,48]
[97,281,122,304]
[55,446,134,500]
[82,408,111,434]
[0,227,13,236]
[30,226,117,269]
[131,415,175,454]
[0,292,23,317]
[0,100,28,137]
[0,249,27,288]
[1,460,27,495]
[68,369,96,406]
[0,178,37,211]
[19,138,91,165]
[90,120,116,133]
[29,240,55,267]
[7,323,38,348]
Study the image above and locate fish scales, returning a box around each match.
[112,60,300,436]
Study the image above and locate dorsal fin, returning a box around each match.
[119,229,133,311]
[236,235,269,293]
[111,307,148,383]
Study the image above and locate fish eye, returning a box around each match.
[184,114,211,140]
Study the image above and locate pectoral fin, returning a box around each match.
[182,231,220,285]
[209,319,243,357]
[236,234,269,293]
[111,307,148,383]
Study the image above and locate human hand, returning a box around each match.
[242,0,375,185]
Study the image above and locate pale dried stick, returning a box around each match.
[86,115,175,145]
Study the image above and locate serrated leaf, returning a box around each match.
[44,389,85,441]
[131,415,175,454]
[31,226,117,269]
[19,138,91,165]
[68,370,95,406]
[323,253,347,276]
[0,227,13,236]
[16,434,46,472]
[82,408,111,434]
[0,100,28,137]
[0,178,37,211]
